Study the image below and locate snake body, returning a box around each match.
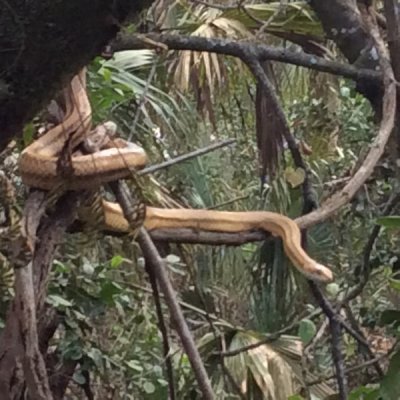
[18,70,333,283]
[19,71,148,190]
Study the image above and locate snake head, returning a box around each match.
[311,263,334,283]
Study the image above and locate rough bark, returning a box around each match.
[0,0,152,150]
[309,0,382,112]
[0,193,81,399]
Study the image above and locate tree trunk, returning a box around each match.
[310,0,382,112]
[0,0,152,149]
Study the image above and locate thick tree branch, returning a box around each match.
[383,0,400,174]
[384,0,400,80]
[309,0,381,110]
[112,33,383,84]
[149,228,268,245]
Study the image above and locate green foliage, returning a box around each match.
[348,386,380,400]
[47,251,172,398]
[379,350,400,400]
[3,2,399,398]
[298,319,317,344]
[377,216,400,229]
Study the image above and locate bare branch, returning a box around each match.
[16,262,53,400]
[145,258,177,400]
[345,192,400,302]
[149,228,269,245]
[308,282,348,399]
[137,228,214,399]
[112,33,384,84]
[139,139,236,176]
[384,0,400,80]
[218,310,318,358]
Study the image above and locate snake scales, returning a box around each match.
[18,69,333,283]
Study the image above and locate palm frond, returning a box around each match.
[222,2,324,37]
[199,329,335,399]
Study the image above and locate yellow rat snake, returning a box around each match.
[18,70,333,283]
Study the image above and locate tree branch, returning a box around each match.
[139,139,236,176]
[308,282,348,399]
[145,259,177,400]
[149,228,269,245]
[16,261,53,400]
[309,0,381,110]
[0,192,81,399]
[112,33,384,84]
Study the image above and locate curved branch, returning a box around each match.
[296,15,396,229]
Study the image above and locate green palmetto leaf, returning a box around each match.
[376,216,400,229]
[95,50,194,137]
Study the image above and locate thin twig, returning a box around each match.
[344,192,400,303]
[145,260,176,400]
[308,282,348,399]
[218,309,318,357]
[120,281,233,327]
[189,0,235,11]
[302,317,329,398]
[127,62,157,143]
[207,194,249,210]
[306,350,392,387]
[139,139,236,176]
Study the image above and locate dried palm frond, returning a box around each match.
[255,62,284,180]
